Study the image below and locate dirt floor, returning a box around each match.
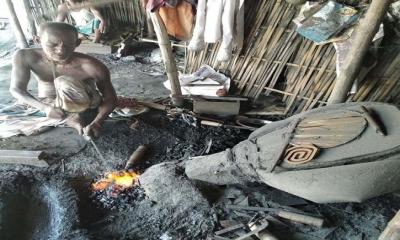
[0,46,399,240]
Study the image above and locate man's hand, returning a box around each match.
[83,121,102,138]
[45,106,65,119]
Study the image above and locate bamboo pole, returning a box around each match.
[327,0,392,105]
[5,0,29,48]
[149,11,183,106]
[22,0,37,37]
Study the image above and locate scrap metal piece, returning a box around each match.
[249,219,279,240]
[215,223,245,236]
[225,205,324,228]
[234,220,269,240]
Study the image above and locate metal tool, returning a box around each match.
[360,106,386,136]
[84,134,107,162]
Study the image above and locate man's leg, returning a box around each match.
[93,29,101,43]
[92,19,102,43]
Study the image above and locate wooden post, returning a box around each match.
[149,11,183,106]
[5,0,29,49]
[327,0,391,105]
[22,0,37,37]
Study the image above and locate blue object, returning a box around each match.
[296,1,360,43]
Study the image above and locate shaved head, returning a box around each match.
[39,22,78,38]
[38,22,81,63]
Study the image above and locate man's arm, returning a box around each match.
[83,57,117,136]
[10,50,47,111]
[56,3,69,22]
[90,7,107,33]
[10,50,64,119]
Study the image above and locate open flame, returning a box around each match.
[92,170,140,192]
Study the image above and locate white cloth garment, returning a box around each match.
[204,0,224,43]
[69,8,95,27]
[188,0,207,51]
[188,0,245,62]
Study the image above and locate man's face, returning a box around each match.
[41,30,78,63]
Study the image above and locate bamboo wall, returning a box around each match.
[27,0,146,34]
[185,0,400,116]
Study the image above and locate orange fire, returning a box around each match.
[92,170,140,192]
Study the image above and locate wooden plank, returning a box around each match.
[0,150,48,167]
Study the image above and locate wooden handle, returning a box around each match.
[139,101,168,111]
[125,145,147,169]
[276,210,324,228]
[201,120,223,127]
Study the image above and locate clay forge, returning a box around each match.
[185,102,400,203]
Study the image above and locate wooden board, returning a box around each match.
[0,127,87,163]
[291,111,367,148]
[0,150,48,167]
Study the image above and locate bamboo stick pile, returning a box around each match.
[28,0,61,24]
[102,0,146,32]
[348,45,400,104]
[282,40,337,115]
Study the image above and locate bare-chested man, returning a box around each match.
[9,22,117,137]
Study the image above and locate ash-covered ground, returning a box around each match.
[0,46,399,240]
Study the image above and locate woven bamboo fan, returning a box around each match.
[291,111,367,148]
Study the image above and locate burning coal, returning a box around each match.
[92,170,140,194]
[91,170,145,210]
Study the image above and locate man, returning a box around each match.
[9,22,117,137]
[57,0,107,43]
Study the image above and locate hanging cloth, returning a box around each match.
[188,0,245,62]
